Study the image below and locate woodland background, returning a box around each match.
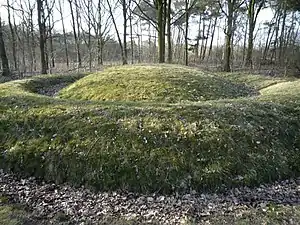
[0,0,299,76]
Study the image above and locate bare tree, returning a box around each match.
[58,0,69,67]
[68,0,81,68]
[106,0,127,64]
[244,0,265,68]
[219,0,244,72]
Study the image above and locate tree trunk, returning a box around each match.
[7,0,17,71]
[202,18,212,61]
[196,15,201,59]
[129,3,134,64]
[245,0,264,68]
[122,0,128,65]
[97,0,103,65]
[48,15,55,68]
[87,0,92,71]
[208,17,217,60]
[245,21,254,67]
[185,0,189,66]
[242,20,248,63]
[223,0,234,72]
[167,0,172,63]
[28,3,36,71]
[0,17,10,76]
[278,2,287,65]
[271,12,281,62]
[75,0,82,67]
[37,0,47,74]
[58,0,69,67]
[107,0,126,63]
[200,18,205,60]
[157,0,165,63]
[68,0,80,67]
[262,12,277,61]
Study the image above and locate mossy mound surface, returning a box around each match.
[58,65,257,102]
[0,65,300,194]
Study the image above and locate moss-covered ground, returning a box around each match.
[0,64,299,194]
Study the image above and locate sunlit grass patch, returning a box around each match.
[58,65,257,103]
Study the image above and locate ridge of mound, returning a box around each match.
[58,65,257,103]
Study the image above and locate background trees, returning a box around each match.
[0,0,299,75]
[0,16,10,76]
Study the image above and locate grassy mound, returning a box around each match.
[0,66,300,194]
[58,65,257,103]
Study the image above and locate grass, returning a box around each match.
[188,204,300,225]
[0,64,300,194]
[215,71,289,90]
[58,65,257,102]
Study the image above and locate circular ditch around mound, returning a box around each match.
[58,65,258,103]
[25,73,86,97]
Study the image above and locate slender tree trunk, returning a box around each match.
[75,0,82,67]
[263,25,272,61]
[58,0,69,67]
[68,0,80,67]
[28,3,36,71]
[87,0,92,71]
[97,0,103,65]
[208,17,217,60]
[263,11,277,61]
[242,20,248,63]
[107,0,126,63]
[202,18,212,61]
[21,20,26,72]
[278,2,287,64]
[0,17,10,76]
[48,15,55,68]
[137,34,141,63]
[129,3,134,64]
[184,0,189,66]
[6,0,17,71]
[167,0,172,63]
[271,13,281,62]
[200,18,205,60]
[18,4,26,72]
[148,22,152,59]
[196,15,201,59]
[122,0,128,65]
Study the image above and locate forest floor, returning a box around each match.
[0,64,299,224]
[1,170,300,225]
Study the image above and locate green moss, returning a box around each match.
[0,66,300,194]
[58,65,256,103]
[0,205,28,225]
